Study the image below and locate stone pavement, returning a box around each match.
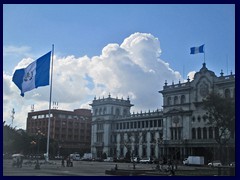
[3,159,210,176]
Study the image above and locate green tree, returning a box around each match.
[3,122,58,158]
[202,92,235,164]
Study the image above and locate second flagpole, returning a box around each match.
[46,44,54,161]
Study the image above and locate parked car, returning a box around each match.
[208,160,222,167]
[229,162,235,166]
[103,157,113,162]
[139,157,152,164]
[131,157,140,163]
[54,155,63,160]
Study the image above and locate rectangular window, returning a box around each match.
[138,121,141,128]
[59,114,66,118]
[178,128,182,140]
[175,128,177,140]
[150,120,153,128]
[142,147,146,157]
[38,114,45,119]
[151,147,155,157]
[154,120,157,127]
[46,114,50,118]
[146,121,148,128]
[32,115,37,119]
[120,148,124,156]
[97,133,103,142]
[171,128,173,140]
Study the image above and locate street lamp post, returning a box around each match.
[156,137,163,170]
[35,130,44,170]
[132,150,136,169]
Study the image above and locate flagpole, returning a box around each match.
[204,44,206,64]
[46,44,54,161]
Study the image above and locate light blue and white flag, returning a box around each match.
[190,44,204,54]
[12,51,51,97]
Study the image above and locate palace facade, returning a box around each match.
[90,63,235,163]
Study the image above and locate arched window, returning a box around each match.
[192,128,196,139]
[142,133,147,143]
[202,115,207,122]
[203,127,207,139]
[192,116,195,122]
[225,89,231,98]
[151,132,155,143]
[197,127,201,139]
[135,133,139,143]
[142,146,147,157]
[115,108,120,116]
[111,106,113,114]
[215,127,219,139]
[123,109,128,116]
[209,127,213,139]
[174,96,178,105]
[197,116,201,122]
[181,95,186,104]
[167,97,172,106]
[103,107,106,115]
[95,109,98,115]
[120,133,124,143]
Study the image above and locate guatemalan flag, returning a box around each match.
[190,44,204,54]
[12,51,51,97]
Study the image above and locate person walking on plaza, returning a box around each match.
[61,157,65,167]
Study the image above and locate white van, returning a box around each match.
[70,153,80,161]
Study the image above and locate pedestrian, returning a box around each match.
[17,157,20,168]
[19,157,23,168]
[62,158,65,167]
[66,156,70,167]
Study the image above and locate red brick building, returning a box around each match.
[26,108,92,155]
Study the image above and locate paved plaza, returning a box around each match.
[3,159,162,176]
[3,159,227,176]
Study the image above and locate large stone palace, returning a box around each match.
[90,63,235,163]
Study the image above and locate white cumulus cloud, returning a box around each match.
[3,32,183,129]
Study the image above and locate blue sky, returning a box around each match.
[3,4,235,129]
[4,4,235,75]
